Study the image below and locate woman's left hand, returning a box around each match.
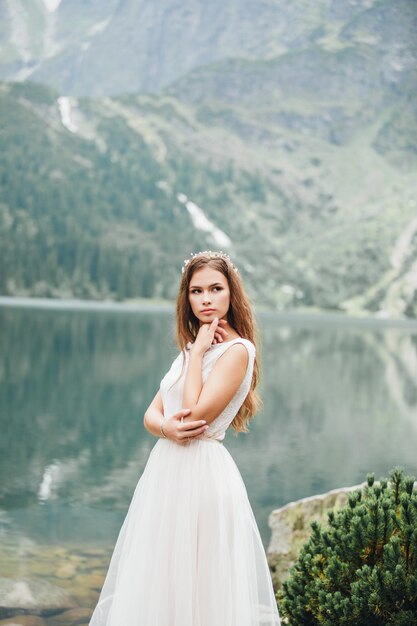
[212,318,228,344]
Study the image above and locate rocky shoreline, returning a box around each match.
[0,543,111,625]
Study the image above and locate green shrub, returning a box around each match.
[281,467,417,625]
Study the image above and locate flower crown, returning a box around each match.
[181,250,239,274]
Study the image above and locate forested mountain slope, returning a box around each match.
[1,74,415,316]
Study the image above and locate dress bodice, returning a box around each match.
[159,338,256,442]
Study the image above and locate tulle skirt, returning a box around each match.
[88,436,281,626]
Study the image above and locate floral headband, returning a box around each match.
[181,250,239,274]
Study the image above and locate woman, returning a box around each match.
[89,250,281,626]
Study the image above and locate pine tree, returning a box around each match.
[281,467,417,625]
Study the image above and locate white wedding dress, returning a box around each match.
[89,337,281,626]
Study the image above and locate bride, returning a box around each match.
[88,250,281,625]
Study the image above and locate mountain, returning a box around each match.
[0,0,416,318]
[1,0,416,97]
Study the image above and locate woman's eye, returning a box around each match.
[190,287,222,294]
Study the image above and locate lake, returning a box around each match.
[1,301,417,620]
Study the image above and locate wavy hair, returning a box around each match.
[172,252,262,434]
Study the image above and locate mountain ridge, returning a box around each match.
[2,0,415,97]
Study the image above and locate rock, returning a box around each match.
[267,481,367,591]
[27,563,55,578]
[54,563,77,580]
[0,616,46,626]
[45,608,91,625]
[0,579,75,618]
[71,573,104,591]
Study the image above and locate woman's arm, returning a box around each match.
[182,343,249,425]
[143,389,165,437]
[144,389,209,442]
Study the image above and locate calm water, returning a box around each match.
[1,303,417,616]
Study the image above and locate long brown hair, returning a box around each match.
[173,252,262,434]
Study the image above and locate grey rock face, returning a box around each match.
[267,482,367,590]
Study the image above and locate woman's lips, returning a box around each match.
[201,309,215,313]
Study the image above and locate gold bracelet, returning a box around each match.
[160,416,167,438]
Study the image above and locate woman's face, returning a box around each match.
[188,266,231,326]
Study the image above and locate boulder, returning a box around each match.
[267,481,366,591]
[0,579,75,619]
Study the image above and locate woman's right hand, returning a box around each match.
[163,409,209,445]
